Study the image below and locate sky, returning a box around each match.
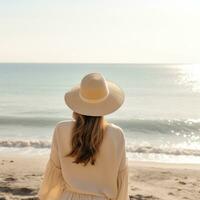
[0,0,200,63]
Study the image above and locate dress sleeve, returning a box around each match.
[116,130,129,200]
[38,125,65,200]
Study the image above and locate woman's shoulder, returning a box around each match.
[54,119,75,132]
[107,123,125,141]
[51,120,75,141]
[109,122,124,132]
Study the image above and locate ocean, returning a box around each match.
[0,63,200,163]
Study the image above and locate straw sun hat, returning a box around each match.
[64,73,125,116]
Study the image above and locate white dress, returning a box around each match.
[38,120,129,200]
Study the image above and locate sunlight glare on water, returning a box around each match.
[177,64,200,93]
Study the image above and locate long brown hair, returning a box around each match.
[65,111,107,166]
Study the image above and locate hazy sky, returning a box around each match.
[0,0,200,63]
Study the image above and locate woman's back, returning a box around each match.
[57,120,128,198]
[38,120,128,200]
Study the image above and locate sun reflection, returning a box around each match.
[178,64,200,93]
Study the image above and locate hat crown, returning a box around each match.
[79,73,109,101]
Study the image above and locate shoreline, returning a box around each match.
[0,153,200,200]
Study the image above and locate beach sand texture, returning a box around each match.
[0,154,200,200]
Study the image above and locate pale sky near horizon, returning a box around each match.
[0,0,200,63]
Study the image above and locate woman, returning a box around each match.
[38,73,129,200]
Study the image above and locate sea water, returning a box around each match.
[0,63,200,163]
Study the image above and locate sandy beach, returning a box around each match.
[0,153,200,200]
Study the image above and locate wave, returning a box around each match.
[126,145,200,157]
[0,116,65,126]
[1,115,200,134]
[111,118,200,134]
[0,140,50,148]
[1,140,200,157]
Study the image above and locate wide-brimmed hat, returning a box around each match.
[64,73,125,116]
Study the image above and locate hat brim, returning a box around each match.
[64,81,125,116]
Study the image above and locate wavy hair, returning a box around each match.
[65,111,107,166]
